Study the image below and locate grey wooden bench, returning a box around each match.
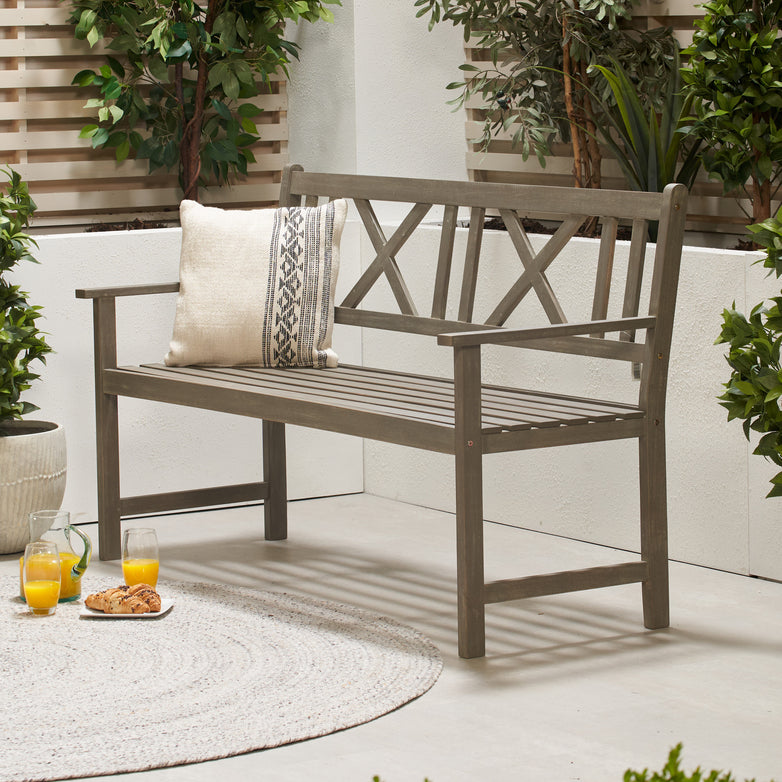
[77,165,687,658]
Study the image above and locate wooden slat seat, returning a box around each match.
[77,164,688,658]
[112,362,644,444]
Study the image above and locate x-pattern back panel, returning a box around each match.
[284,167,668,357]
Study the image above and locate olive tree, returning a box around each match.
[69,0,340,201]
[415,0,678,191]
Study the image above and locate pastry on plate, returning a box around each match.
[85,583,162,614]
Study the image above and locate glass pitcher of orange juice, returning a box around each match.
[19,510,92,602]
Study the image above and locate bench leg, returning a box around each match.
[96,391,122,561]
[639,422,669,629]
[455,442,486,658]
[453,345,486,658]
[262,420,288,540]
[92,295,122,562]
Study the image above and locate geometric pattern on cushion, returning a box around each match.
[164,198,347,368]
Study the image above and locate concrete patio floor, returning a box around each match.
[4,493,780,781]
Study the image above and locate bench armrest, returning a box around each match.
[437,316,656,347]
[75,282,180,299]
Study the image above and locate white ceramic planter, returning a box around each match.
[0,420,67,554]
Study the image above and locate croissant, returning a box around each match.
[85,583,162,614]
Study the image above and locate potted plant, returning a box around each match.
[680,0,782,225]
[717,207,782,498]
[0,167,66,554]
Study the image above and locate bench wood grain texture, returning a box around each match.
[76,165,688,658]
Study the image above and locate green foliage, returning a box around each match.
[717,207,782,497]
[589,53,702,193]
[68,0,340,200]
[414,0,679,182]
[0,168,52,425]
[747,205,782,276]
[371,778,431,782]
[624,743,765,781]
[680,0,782,223]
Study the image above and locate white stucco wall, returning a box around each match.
[15,220,780,579]
[15,226,364,528]
[10,0,779,579]
[355,225,781,581]
[285,1,357,174]
[286,0,467,221]
[350,1,466,180]
[285,1,782,581]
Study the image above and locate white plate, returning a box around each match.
[79,598,174,619]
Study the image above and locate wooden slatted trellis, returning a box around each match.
[464,0,774,236]
[0,0,287,228]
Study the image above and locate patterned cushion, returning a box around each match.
[165,198,347,368]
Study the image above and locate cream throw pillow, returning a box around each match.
[165,198,347,368]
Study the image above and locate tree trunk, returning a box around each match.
[752,174,771,225]
[579,59,601,190]
[562,14,601,199]
[562,24,585,189]
[174,61,199,202]
[179,0,225,201]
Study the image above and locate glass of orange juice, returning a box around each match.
[122,528,159,587]
[23,541,61,616]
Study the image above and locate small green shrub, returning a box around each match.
[717,207,782,497]
[625,743,769,782]
[372,777,431,782]
[0,168,52,425]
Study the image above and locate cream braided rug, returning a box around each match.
[1,576,442,782]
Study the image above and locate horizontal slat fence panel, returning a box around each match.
[464,2,769,235]
[0,0,288,228]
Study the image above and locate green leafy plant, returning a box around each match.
[371,777,432,782]
[0,168,52,425]
[415,0,679,190]
[680,0,782,224]
[717,206,782,497]
[589,53,702,194]
[68,0,340,201]
[624,743,767,781]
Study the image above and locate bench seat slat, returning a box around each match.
[139,364,544,431]
[294,364,641,422]
[136,365,460,427]
[128,363,643,436]
[286,367,631,426]
[232,366,607,428]
[228,367,524,428]
[107,366,457,452]
[325,364,642,414]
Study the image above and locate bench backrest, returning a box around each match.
[280,164,688,406]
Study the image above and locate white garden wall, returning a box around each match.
[356,226,780,581]
[284,2,782,580]
[11,0,779,580]
[15,225,364,529]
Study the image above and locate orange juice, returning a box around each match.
[19,551,83,602]
[24,579,61,614]
[123,558,159,587]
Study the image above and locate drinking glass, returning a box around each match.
[23,541,61,616]
[122,528,159,587]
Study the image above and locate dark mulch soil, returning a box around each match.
[85,218,168,232]
[483,216,632,240]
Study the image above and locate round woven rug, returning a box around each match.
[1,575,442,782]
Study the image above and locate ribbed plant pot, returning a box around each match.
[0,420,67,554]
